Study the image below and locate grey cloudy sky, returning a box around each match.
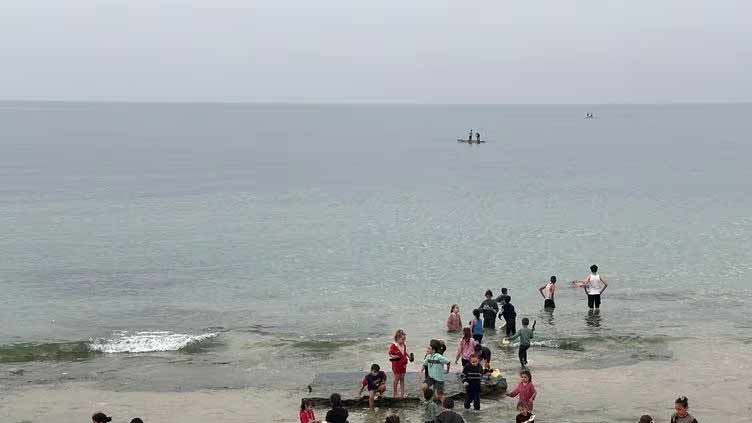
[2,1,751,103]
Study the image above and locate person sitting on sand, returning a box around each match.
[359,364,387,408]
[92,412,112,423]
[325,393,349,423]
[300,399,321,423]
[435,398,465,423]
[446,304,462,332]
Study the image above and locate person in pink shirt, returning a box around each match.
[507,369,537,410]
[446,304,462,332]
[454,327,478,367]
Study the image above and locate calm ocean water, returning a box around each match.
[1,102,751,421]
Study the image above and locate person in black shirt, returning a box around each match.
[325,393,349,423]
[500,298,517,337]
[495,287,511,304]
[473,343,492,372]
[479,290,499,329]
[461,354,483,410]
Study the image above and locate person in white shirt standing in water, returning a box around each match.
[573,265,608,309]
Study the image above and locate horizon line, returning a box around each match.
[1,99,751,107]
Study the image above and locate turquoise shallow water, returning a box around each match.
[1,103,751,420]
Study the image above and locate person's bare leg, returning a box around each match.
[393,378,399,398]
[368,391,375,409]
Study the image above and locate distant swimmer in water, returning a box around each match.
[468,130,473,142]
[475,132,481,142]
[538,276,557,309]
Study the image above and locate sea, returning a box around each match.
[1,102,751,422]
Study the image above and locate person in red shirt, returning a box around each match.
[388,329,410,398]
[507,369,537,410]
[446,304,462,332]
[299,399,320,423]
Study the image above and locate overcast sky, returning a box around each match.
[2,1,751,103]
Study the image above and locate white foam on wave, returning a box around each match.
[88,331,218,353]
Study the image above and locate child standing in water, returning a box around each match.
[507,369,537,410]
[671,396,699,423]
[454,327,477,367]
[515,402,535,422]
[505,318,535,368]
[423,388,439,423]
[479,290,499,329]
[299,399,321,423]
[423,339,451,401]
[359,364,387,409]
[446,304,462,332]
[470,309,484,343]
[388,329,409,398]
[461,354,483,410]
[500,298,517,337]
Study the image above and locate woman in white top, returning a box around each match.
[538,276,557,309]
[573,264,608,309]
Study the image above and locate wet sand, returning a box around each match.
[2,339,749,423]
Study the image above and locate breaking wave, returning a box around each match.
[88,331,218,353]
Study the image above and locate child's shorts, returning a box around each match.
[425,377,445,394]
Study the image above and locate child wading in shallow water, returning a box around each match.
[454,327,477,368]
[461,353,483,410]
[515,402,535,423]
[422,339,451,401]
[299,399,321,423]
[423,388,439,423]
[671,396,699,423]
[507,369,537,410]
[470,309,484,344]
[446,304,462,332]
[506,318,535,368]
[359,364,387,408]
[388,329,410,398]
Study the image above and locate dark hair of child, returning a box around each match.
[385,416,400,423]
[300,398,315,411]
[371,363,380,372]
[521,317,530,325]
[485,289,493,297]
[550,276,557,283]
[520,369,532,381]
[442,397,455,409]
[130,419,144,423]
[591,264,598,272]
[675,396,689,408]
[424,388,434,401]
[330,393,342,407]
[472,309,480,318]
[501,288,508,294]
[92,413,112,423]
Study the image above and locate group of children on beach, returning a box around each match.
[300,265,700,423]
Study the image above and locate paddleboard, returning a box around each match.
[457,139,487,143]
